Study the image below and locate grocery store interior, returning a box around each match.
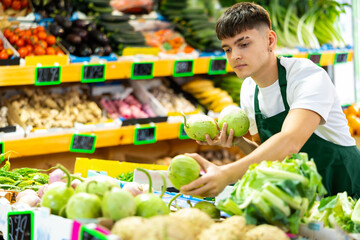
[0,0,360,239]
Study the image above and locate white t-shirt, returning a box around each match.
[240,57,355,146]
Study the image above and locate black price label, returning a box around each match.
[173,60,194,77]
[131,62,154,80]
[70,134,97,154]
[335,53,348,64]
[134,126,157,145]
[80,226,107,240]
[179,123,189,140]
[308,54,321,65]
[0,142,4,162]
[35,66,61,86]
[7,211,34,240]
[81,64,106,83]
[208,58,227,75]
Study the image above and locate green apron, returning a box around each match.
[254,58,360,197]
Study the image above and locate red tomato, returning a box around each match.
[0,39,3,46]
[18,47,28,58]
[20,0,27,8]
[0,51,9,59]
[11,0,21,10]
[46,35,56,46]
[3,29,12,38]
[25,44,33,53]
[46,47,56,55]
[38,39,47,49]
[15,38,25,47]
[37,31,47,40]
[34,45,45,55]
[9,34,18,44]
[3,0,12,7]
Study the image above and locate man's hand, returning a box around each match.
[180,153,231,197]
[196,123,243,148]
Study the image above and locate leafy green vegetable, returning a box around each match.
[117,172,134,182]
[217,153,326,234]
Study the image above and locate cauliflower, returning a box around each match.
[132,215,196,240]
[198,216,249,240]
[245,224,289,240]
[111,216,148,240]
[171,208,214,237]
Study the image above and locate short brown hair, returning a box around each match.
[216,2,271,40]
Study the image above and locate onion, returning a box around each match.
[16,189,37,202]
[48,169,67,184]
[71,179,81,189]
[18,194,41,208]
[37,184,49,198]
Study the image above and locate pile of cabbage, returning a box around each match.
[218,153,327,234]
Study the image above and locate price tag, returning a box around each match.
[334,53,348,64]
[134,126,157,145]
[81,64,106,83]
[308,54,321,65]
[173,60,194,77]
[70,134,97,154]
[7,211,34,240]
[35,66,61,86]
[278,54,293,58]
[0,141,4,162]
[131,62,154,80]
[80,226,107,240]
[208,58,227,75]
[179,123,189,140]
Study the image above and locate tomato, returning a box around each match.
[34,45,45,55]
[29,35,38,45]
[24,29,31,37]
[46,35,56,46]
[38,40,47,49]
[9,34,19,44]
[37,31,47,40]
[3,0,12,7]
[11,0,21,10]
[15,38,25,47]
[17,47,28,58]
[6,48,13,56]
[46,47,56,55]
[20,0,27,8]
[56,50,65,56]
[0,46,4,52]
[0,51,9,59]
[3,29,12,38]
[0,39,3,46]
[25,44,33,53]
[36,26,45,32]
[27,53,34,57]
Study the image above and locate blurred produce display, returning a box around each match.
[110,0,154,14]
[182,78,236,113]
[72,0,112,17]
[7,87,106,129]
[219,0,349,49]
[0,0,31,17]
[3,26,63,58]
[99,93,157,120]
[199,148,241,166]
[49,16,112,57]
[0,106,9,127]
[344,103,360,136]
[214,74,243,105]
[159,0,222,51]
[147,79,197,113]
[31,0,74,18]
[0,37,15,60]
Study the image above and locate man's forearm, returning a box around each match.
[234,136,259,155]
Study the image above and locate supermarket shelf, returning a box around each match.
[0,50,353,87]
[4,122,183,158]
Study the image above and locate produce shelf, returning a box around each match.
[0,49,353,87]
[4,122,183,158]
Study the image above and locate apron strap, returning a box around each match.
[254,58,289,115]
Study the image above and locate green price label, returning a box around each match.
[134,126,157,145]
[81,64,106,83]
[131,62,154,80]
[70,134,97,154]
[35,66,61,86]
[208,58,227,75]
[80,226,107,240]
[173,60,194,77]
[8,211,34,240]
[179,123,189,140]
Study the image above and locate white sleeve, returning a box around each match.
[240,79,258,135]
[287,61,334,125]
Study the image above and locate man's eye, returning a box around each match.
[240,43,249,48]
[224,48,231,53]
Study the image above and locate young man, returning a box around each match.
[181,2,360,198]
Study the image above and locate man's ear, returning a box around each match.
[268,30,277,51]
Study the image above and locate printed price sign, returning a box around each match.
[334,53,348,64]
[35,66,61,86]
[131,62,154,80]
[208,58,227,75]
[308,54,321,65]
[81,64,106,83]
[179,123,189,140]
[173,60,194,77]
[134,126,157,145]
[70,134,97,154]
[7,211,34,240]
[80,226,107,240]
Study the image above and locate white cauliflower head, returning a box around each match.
[245,224,289,240]
[111,216,148,240]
